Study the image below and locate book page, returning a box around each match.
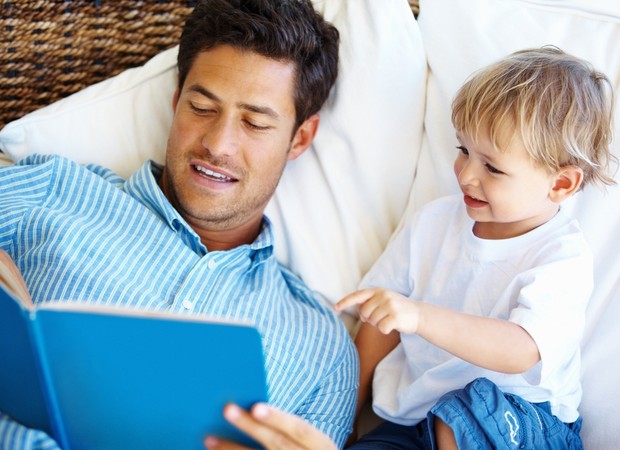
[0,249,33,308]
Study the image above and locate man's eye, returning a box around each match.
[245,120,270,131]
[456,145,469,156]
[190,104,212,114]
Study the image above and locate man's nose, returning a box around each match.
[201,116,240,157]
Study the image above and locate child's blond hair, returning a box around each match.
[452,46,616,188]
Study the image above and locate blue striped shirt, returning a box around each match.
[0,154,358,449]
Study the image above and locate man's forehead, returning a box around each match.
[184,46,296,116]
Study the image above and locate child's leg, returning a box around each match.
[347,419,433,449]
[427,377,583,450]
[434,417,457,450]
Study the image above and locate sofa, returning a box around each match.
[1,1,618,448]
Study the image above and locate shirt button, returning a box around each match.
[182,299,193,310]
[207,259,217,270]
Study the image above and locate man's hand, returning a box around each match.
[204,403,337,450]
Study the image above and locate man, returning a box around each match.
[0,1,358,448]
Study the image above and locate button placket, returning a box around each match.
[173,255,219,313]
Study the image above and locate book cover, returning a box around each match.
[0,279,268,450]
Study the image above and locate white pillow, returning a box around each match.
[415,1,620,448]
[0,0,426,328]
[0,48,177,176]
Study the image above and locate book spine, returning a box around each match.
[28,312,70,450]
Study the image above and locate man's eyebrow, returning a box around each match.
[188,84,220,102]
[239,102,279,120]
[187,83,280,120]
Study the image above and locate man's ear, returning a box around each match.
[288,114,320,161]
[549,165,584,202]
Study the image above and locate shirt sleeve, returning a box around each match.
[358,211,416,295]
[509,233,593,384]
[294,338,359,448]
[0,155,55,253]
[0,157,63,447]
[0,413,61,450]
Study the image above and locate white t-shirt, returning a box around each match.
[362,194,592,425]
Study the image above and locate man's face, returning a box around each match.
[161,45,306,244]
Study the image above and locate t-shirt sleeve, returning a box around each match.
[509,236,593,384]
[359,212,417,295]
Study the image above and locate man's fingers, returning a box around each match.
[248,403,336,450]
[215,403,303,450]
[203,405,258,450]
[204,435,248,450]
[208,403,337,450]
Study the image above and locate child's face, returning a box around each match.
[453,130,560,239]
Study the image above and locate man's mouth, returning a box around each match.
[192,164,236,182]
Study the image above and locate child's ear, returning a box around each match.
[549,165,584,202]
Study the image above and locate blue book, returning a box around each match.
[0,279,268,450]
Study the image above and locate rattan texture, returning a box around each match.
[1,0,195,128]
[1,0,419,129]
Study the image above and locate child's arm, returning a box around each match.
[338,288,540,374]
[414,302,540,373]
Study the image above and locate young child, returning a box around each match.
[337,47,616,449]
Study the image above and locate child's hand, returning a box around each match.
[336,288,420,334]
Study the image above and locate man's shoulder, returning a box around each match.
[11,153,67,171]
[14,153,123,179]
[7,154,135,209]
[0,154,71,194]
[11,154,106,181]
[15,153,73,166]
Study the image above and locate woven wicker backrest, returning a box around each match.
[1,0,418,129]
[1,1,195,128]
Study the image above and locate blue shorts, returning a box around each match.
[348,378,583,450]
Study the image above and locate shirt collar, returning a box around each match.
[124,160,274,254]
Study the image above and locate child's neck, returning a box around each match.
[473,207,560,240]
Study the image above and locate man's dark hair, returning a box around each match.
[178,0,340,129]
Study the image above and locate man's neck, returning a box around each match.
[192,220,263,252]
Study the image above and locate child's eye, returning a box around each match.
[485,163,504,175]
[456,145,469,156]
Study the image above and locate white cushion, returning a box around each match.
[415,1,620,447]
[0,48,177,176]
[0,0,426,326]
